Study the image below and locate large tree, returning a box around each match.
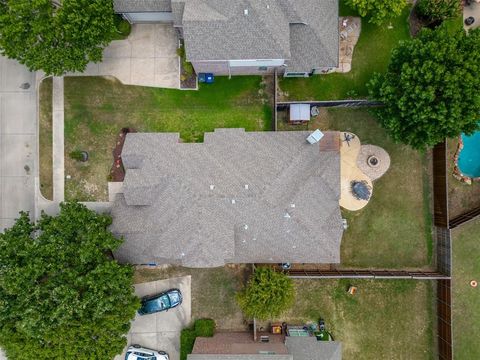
[368,25,480,149]
[236,268,295,321]
[0,0,116,75]
[344,0,407,25]
[0,202,139,360]
[416,0,460,25]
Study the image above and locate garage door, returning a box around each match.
[123,12,174,23]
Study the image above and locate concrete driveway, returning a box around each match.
[72,24,180,88]
[115,276,192,360]
[0,56,36,231]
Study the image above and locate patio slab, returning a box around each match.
[70,24,179,89]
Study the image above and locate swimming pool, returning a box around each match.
[458,127,480,178]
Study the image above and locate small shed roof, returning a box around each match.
[290,104,310,122]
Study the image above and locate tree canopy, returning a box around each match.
[236,268,295,321]
[416,0,460,24]
[368,25,480,149]
[0,0,116,75]
[344,0,408,25]
[0,202,139,360]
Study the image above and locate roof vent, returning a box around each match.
[244,8,248,15]
[231,199,236,204]
[244,224,249,230]
[284,212,291,219]
[244,184,249,190]
[210,184,215,190]
[290,203,295,208]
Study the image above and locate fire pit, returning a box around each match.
[465,17,475,26]
[367,155,379,168]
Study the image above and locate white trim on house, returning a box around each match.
[228,59,285,67]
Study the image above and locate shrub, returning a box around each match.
[177,45,195,77]
[416,0,460,24]
[194,319,216,337]
[236,267,295,321]
[345,0,408,25]
[69,149,85,161]
[114,15,131,39]
[180,319,215,360]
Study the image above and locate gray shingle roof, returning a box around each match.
[188,356,293,360]
[110,129,343,268]
[285,338,342,360]
[114,0,172,12]
[176,0,339,71]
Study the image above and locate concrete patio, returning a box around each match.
[70,24,180,88]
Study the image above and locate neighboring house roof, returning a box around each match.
[114,0,172,12]
[110,129,343,268]
[188,356,292,360]
[176,0,339,70]
[285,337,342,360]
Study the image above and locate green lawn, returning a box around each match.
[452,218,480,359]
[279,5,411,100]
[280,279,436,360]
[279,108,433,268]
[62,76,272,201]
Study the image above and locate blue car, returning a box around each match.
[138,288,182,315]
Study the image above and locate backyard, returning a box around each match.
[136,267,436,360]
[279,107,433,269]
[447,138,480,219]
[278,3,411,100]
[452,218,480,359]
[39,76,273,201]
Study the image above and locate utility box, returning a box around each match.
[199,73,214,84]
[306,129,324,144]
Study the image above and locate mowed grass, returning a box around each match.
[39,77,53,200]
[280,279,436,360]
[452,218,480,359]
[134,265,250,331]
[447,138,480,219]
[279,108,433,268]
[63,76,273,201]
[279,4,411,100]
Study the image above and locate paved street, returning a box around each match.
[0,56,36,232]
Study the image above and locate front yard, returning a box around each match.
[60,76,272,201]
[452,218,480,359]
[279,108,433,269]
[279,4,411,100]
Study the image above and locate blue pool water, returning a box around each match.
[458,127,480,178]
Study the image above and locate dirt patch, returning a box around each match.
[39,77,53,200]
[447,138,480,218]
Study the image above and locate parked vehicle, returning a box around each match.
[138,288,182,315]
[125,345,169,360]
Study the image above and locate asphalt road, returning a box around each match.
[0,56,36,232]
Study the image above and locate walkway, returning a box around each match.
[69,24,180,88]
[0,56,36,231]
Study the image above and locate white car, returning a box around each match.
[125,345,169,360]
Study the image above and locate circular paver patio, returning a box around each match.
[356,145,391,181]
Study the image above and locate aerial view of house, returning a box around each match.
[0,1,479,360]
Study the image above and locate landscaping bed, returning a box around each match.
[278,4,411,100]
[452,218,480,359]
[39,77,53,200]
[447,138,480,219]
[280,279,436,360]
[279,107,433,268]
[62,76,272,201]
